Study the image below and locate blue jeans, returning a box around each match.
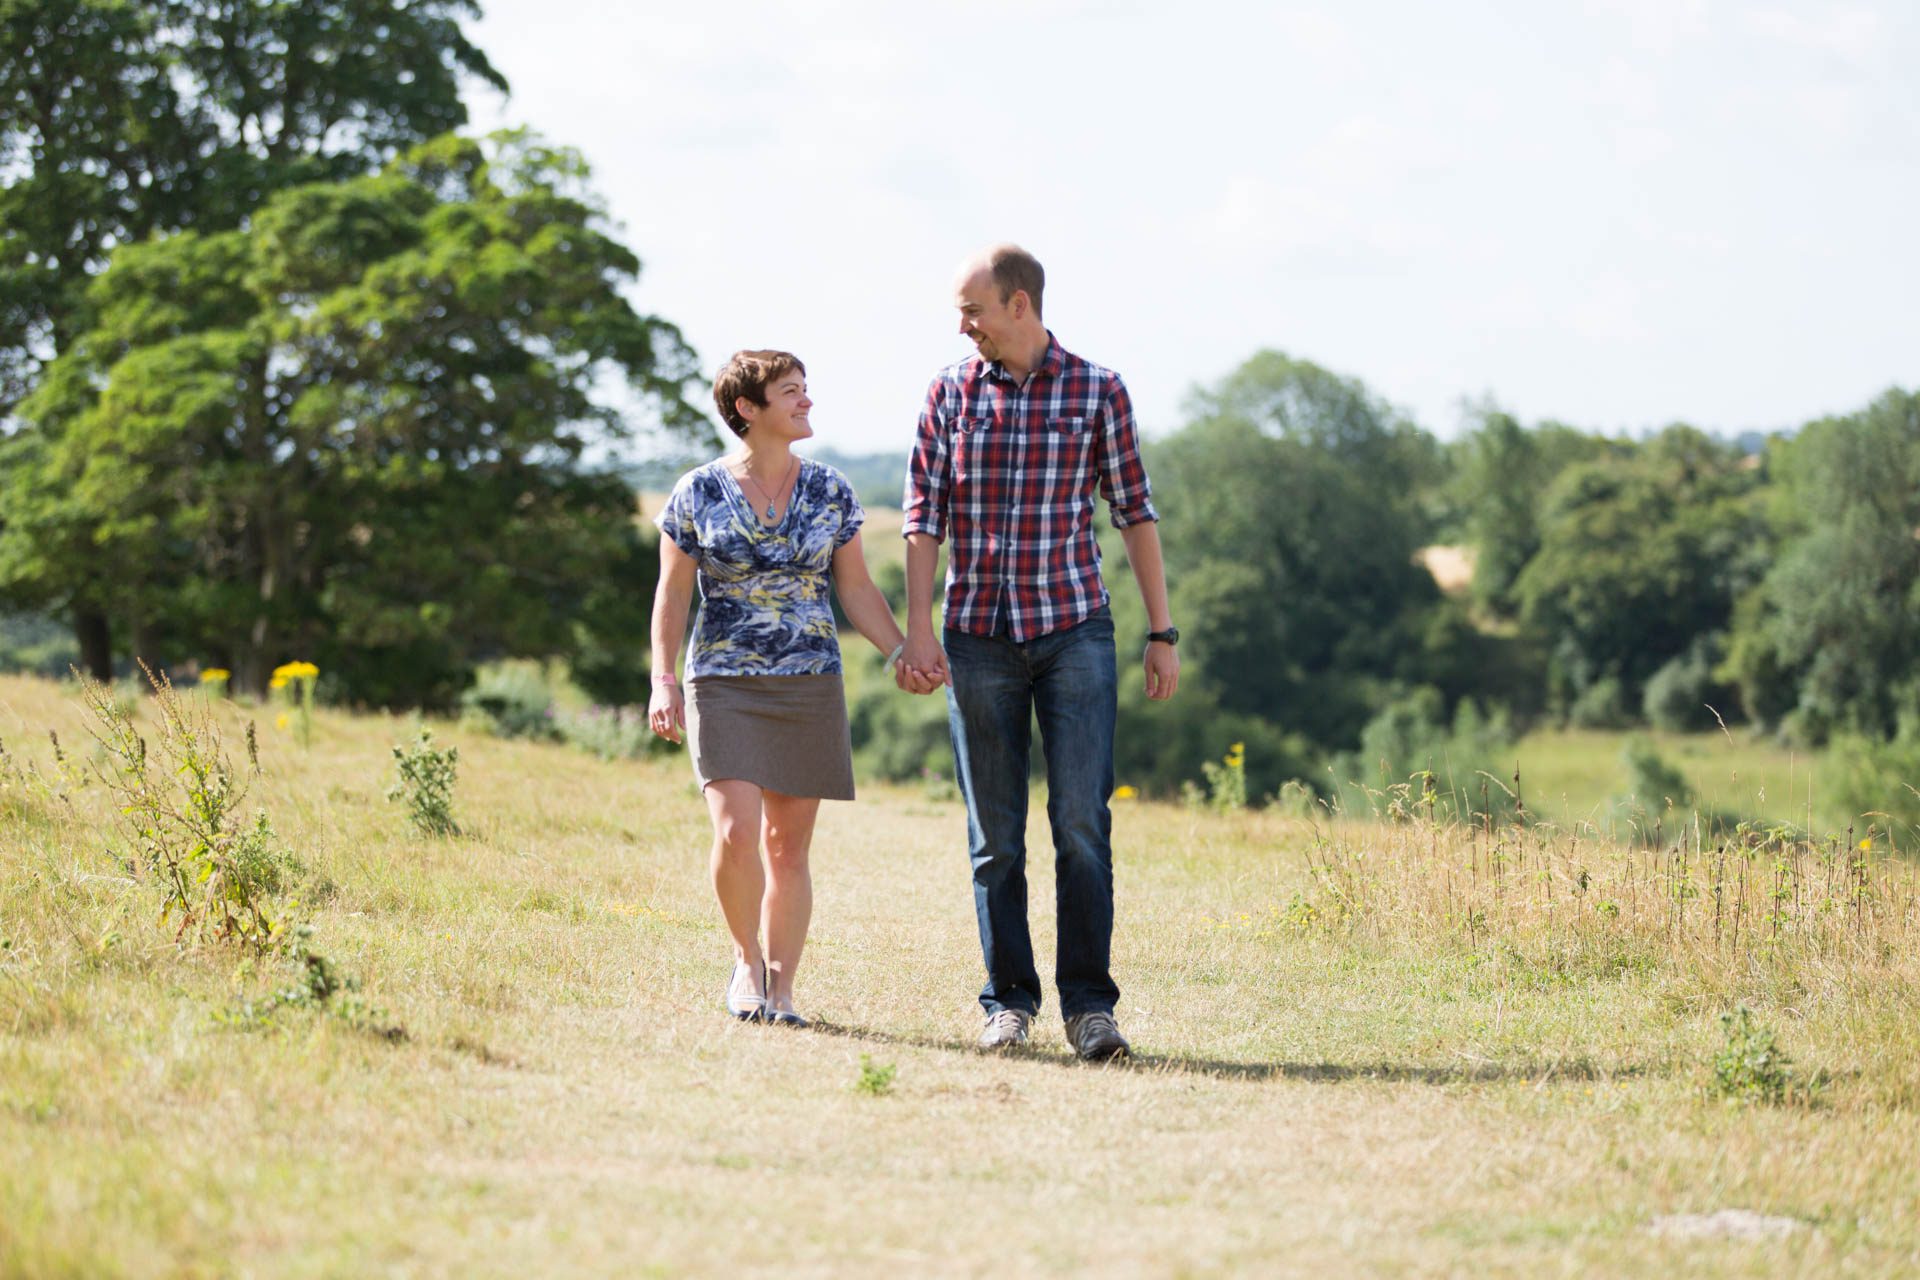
[945,605,1118,1020]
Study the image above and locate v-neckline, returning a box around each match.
[721,456,805,533]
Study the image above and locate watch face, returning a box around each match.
[1150,627,1179,645]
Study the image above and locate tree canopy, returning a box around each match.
[1,132,704,702]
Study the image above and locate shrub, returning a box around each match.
[559,705,659,761]
[460,661,558,740]
[1609,736,1692,838]
[1821,733,1920,832]
[1568,675,1633,729]
[1708,1005,1798,1105]
[1329,689,1515,820]
[1643,637,1730,732]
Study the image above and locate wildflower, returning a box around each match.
[275,714,290,730]
[200,668,231,684]
[271,660,320,681]
[1859,838,1873,852]
[1114,785,1139,800]
[269,675,288,690]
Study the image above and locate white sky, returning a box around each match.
[464,0,1920,454]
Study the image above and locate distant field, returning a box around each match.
[1505,727,1825,831]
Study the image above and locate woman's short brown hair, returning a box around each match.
[713,349,806,437]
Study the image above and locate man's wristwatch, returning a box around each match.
[1146,626,1180,647]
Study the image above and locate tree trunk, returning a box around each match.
[74,608,112,680]
[128,618,157,679]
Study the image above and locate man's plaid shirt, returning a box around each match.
[902,333,1159,641]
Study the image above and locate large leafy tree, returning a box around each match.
[1512,425,1770,714]
[1450,406,1608,617]
[1723,389,1920,739]
[1154,351,1451,748]
[1,0,505,405]
[1,0,507,670]
[3,132,706,703]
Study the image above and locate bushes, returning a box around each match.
[1821,733,1920,832]
[1328,688,1515,820]
[1643,636,1733,733]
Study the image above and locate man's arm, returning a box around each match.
[903,532,949,688]
[899,378,953,691]
[1121,521,1179,701]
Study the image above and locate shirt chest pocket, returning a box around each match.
[1046,415,1095,475]
[952,417,992,485]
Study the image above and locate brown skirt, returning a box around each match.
[684,673,855,800]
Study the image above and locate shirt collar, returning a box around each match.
[983,331,1065,385]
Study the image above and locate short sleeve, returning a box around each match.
[654,473,703,558]
[830,469,865,549]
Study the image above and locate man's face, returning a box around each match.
[954,269,1019,364]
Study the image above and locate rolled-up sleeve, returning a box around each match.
[901,378,950,541]
[1095,378,1158,528]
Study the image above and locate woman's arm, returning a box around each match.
[831,531,923,686]
[647,536,698,742]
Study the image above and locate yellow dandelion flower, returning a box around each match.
[1859,837,1873,851]
[1114,785,1139,800]
[269,675,288,690]
[275,713,290,730]
[200,668,230,683]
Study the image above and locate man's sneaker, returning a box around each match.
[977,1008,1032,1049]
[1064,1010,1130,1061]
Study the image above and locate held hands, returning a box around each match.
[893,631,949,695]
[1144,641,1180,701]
[647,680,685,742]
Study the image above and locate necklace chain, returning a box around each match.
[737,454,797,521]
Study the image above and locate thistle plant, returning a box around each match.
[389,727,460,836]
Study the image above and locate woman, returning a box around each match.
[647,349,916,1027]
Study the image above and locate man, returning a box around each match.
[900,244,1179,1061]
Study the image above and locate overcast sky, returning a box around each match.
[464,0,1919,455]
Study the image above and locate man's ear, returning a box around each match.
[1010,290,1030,319]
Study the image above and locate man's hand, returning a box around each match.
[1144,642,1179,701]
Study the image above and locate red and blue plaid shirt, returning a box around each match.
[903,333,1159,641]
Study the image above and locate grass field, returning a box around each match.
[3,671,1917,1277]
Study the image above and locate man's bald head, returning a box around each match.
[956,243,1045,322]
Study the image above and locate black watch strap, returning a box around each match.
[1146,626,1180,646]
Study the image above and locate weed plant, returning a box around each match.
[80,664,300,951]
[389,727,460,836]
[1292,779,1920,1026]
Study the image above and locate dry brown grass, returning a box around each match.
[2,672,1917,1277]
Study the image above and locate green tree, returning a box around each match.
[1,0,507,672]
[1724,389,1920,739]
[1512,425,1769,718]
[1450,404,1607,617]
[1154,351,1453,752]
[2,132,706,702]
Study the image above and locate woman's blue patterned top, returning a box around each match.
[655,457,865,677]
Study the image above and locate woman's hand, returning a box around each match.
[648,681,685,743]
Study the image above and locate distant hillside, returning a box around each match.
[623,447,906,509]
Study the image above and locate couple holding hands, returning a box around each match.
[646,245,1179,1059]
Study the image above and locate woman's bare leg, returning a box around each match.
[760,789,821,1011]
[704,779,767,999]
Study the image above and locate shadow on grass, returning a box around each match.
[806,1020,1661,1084]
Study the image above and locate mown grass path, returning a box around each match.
[1,675,1915,1276]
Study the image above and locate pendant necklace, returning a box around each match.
[739,454,797,522]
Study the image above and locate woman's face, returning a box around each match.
[740,368,813,443]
